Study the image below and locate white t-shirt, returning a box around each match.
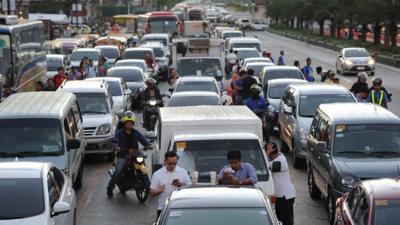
[226,53,238,65]
[269,154,296,199]
[150,166,192,210]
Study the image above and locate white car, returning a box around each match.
[233,48,262,64]
[250,21,268,31]
[221,30,243,40]
[141,43,169,79]
[94,45,121,67]
[69,48,104,68]
[141,33,171,60]
[242,57,273,68]
[244,62,275,83]
[124,47,159,79]
[0,162,76,225]
[335,47,375,75]
[107,66,146,99]
[168,91,221,107]
[173,76,220,95]
[114,59,150,78]
[226,37,261,53]
[86,77,132,115]
[46,54,67,79]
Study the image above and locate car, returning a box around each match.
[141,33,171,59]
[335,47,375,76]
[157,186,280,225]
[242,57,273,68]
[0,162,76,225]
[334,178,400,225]
[236,18,251,29]
[58,80,118,158]
[306,103,400,223]
[106,66,146,100]
[177,57,224,77]
[227,37,261,52]
[114,59,150,78]
[260,66,305,93]
[251,21,268,31]
[279,84,356,168]
[94,45,121,67]
[69,48,104,68]
[244,62,275,83]
[266,79,307,132]
[141,43,169,79]
[124,47,158,78]
[234,48,262,64]
[46,54,68,79]
[168,91,221,107]
[86,77,132,115]
[221,30,243,40]
[214,26,235,38]
[173,76,220,95]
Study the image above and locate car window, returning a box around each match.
[51,167,65,193]
[309,113,319,137]
[318,121,331,149]
[72,101,82,128]
[67,109,78,137]
[47,174,60,208]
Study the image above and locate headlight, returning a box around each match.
[368,59,375,65]
[299,128,308,140]
[149,100,157,106]
[341,175,358,189]
[136,157,144,163]
[97,123,111,135]
[344,60,353,66]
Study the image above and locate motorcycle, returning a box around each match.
[108,148,151,203]
[144,98,162,131]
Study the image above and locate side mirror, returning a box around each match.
[338,55,342,58]
[283,105,293,115]
[67,139,81,150]
[124,89,132,95]
[316,141,328,154]
[52,202,71,216]
[271,161,281,172]
[145,131,156,139]
[168,87,174,94]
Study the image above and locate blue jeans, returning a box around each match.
[107,157,127,190]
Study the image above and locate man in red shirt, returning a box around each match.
[52,67,69,89]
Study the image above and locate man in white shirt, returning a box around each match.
[266,143,296,225]
[225,49,238,77]
[150,151,191,219]
[86,59,98,78]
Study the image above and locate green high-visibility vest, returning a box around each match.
[371,90,384,106]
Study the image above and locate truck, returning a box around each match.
[183,20,210,37]
[146,106,275,197]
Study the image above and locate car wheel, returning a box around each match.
[308,168,321,199]
[327,189,336,225]
[73,164,84,190]
[292,144,304,169]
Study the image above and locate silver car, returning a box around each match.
[335,47,375,75]
[0,162,76,225]
[279,83,356,168]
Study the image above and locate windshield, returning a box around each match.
[47,59,62,71]
[344,49,370,58]
[107,80,122,96]
[99,48,119,59]
[268,83,292,99]
[232,43,261,52]
[169,95,219,107]
[0,34,12,83]
[165,208,273,225]
[115,61,147,71]
[75,92,110,114]
[237,50,260,60]
[173,139,268,182]
[150,20,177,34]
[108,69,143,82]
[0,178,45,219]
[0,119,64,155]
[178,59,223,77]
[175,81,218,93]
[124,50,151,60]
[299,94,355,117]
[334,124,400,155]
[263,69,304,83]
[70,51,99,61]
[373,199,400,225]
[223,33,242,39]
[143,38,167,46]
[151,47,164,57]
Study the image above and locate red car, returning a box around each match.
[334,178,400,225]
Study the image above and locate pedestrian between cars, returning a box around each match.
[217,150,258,186]
[150,151,191,219]
[168,68,179,86]
[278,51,285,65]
[368,77,389,109]
[302,57,315,82]
[315,66,323,81]
[293,60,300,69]
[350,72,368,95]
[324,71,336,84]
[266,143,295,225]
[52,67,69,89]
[226,48,238,76]
[36,81,45,91]
[86,59,98,78]
[241,69,258,101]
[107,111,151,198]
[69,67,82,80]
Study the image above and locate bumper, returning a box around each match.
[343,65,375,74]
[84,136,113,154]
[294,139,308,158]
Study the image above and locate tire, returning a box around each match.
[308,168,321,199]
[73,163,83,190]
[135,172,150,203]
[327,189,336,225]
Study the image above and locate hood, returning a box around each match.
[333,156,400,179]
[298,116,313,132]
[82,113,112,127]
[0,214,47,225]
[0,155,67,171]
[126,82,144,93]
[268,98,281,111]
[46,71,58,79]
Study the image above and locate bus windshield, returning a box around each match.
[0,34,12,84]
[150,19,177,34]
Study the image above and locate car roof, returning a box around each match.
[143,33,169,38]
[222,30,242,34]
[116,59,146,64]
[59,80,108,93]
[171,91,220,97]
[363,178,400,199]
[125,47,153,52]
[141,44,164,49]
[245,62,275,67]
[288,83,353,95]
[108,66,143,73]
[95,45,119,50]
[46,54,65,59]
[177,76,216,82]
[0,92,76,119]
[318,103,400,124]
[73,48,100,52]
[343,47,367,51]
[234,48,259,51]
[0,162,48,179]
[268,78,308,86]
[229,37,260,43]
[168,186,266,208]
[86,77,123,83]
[263,66,300,71]
[179,57,220,60]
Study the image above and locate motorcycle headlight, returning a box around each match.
[299,128,308,140]
[97,123,111,135]
[344,60,353,66]
[149,100,157,106]
[136,157,144,163]
[341,175,358,189]
[368,59,375,65]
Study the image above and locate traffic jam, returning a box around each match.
[0,1,399,225]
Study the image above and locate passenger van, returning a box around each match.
[226,37,261,52]
[0,92,86,189]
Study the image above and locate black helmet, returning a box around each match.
[372,77,382,85]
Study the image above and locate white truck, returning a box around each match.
[184,20,210,37]
[146,106,275,197]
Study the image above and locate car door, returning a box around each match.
[65,108,81,181]
[308,114,325,192]
[51,167,75,225]
[280,88,296,148]
[47,171,68,225]
[287,90,298,149]
[279,88,290,143]
[313,118,332,194]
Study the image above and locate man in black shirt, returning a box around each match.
[241,69,258,101]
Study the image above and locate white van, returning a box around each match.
[0,92,86,189]
[147,106,274,196]
[226,37,261,52]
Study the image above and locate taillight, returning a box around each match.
[270,196,276,204]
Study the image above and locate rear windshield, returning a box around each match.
[178,59,222,77]
[175,81,218,93]
[299,94,355,117]
[223,32,242,39]
[236,50,260,60]
[268,83,292,99]
[373,199,400,225]
[143,38,167,46]
[47,58,63,71]
[232,43,261,52]
[108,69,144,82]
[0,178,45,219]
[124,50,151,60]
[99,48,120,58]
[169,95,219,107]
[70,51,99,61]
[263,69,304,83]
[115,61,146,71]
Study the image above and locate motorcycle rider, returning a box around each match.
[245,84,270,142]
[350,72,368,95]
[107,111,152,198]
[369,77,392,102]
[141,78,164,130]
[368,77,389,109]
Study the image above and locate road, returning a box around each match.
[76,30,400,225]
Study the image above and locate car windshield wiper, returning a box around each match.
[0,216,25,220]
[0,151,59,157]
[336,151,369,156]
[82,111,106,114]
[368,151,400,157]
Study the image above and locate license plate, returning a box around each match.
[357,66,365,70]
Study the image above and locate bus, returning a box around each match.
[137,12,182,37]
[112,15,137,34]
[0,15,46,97]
